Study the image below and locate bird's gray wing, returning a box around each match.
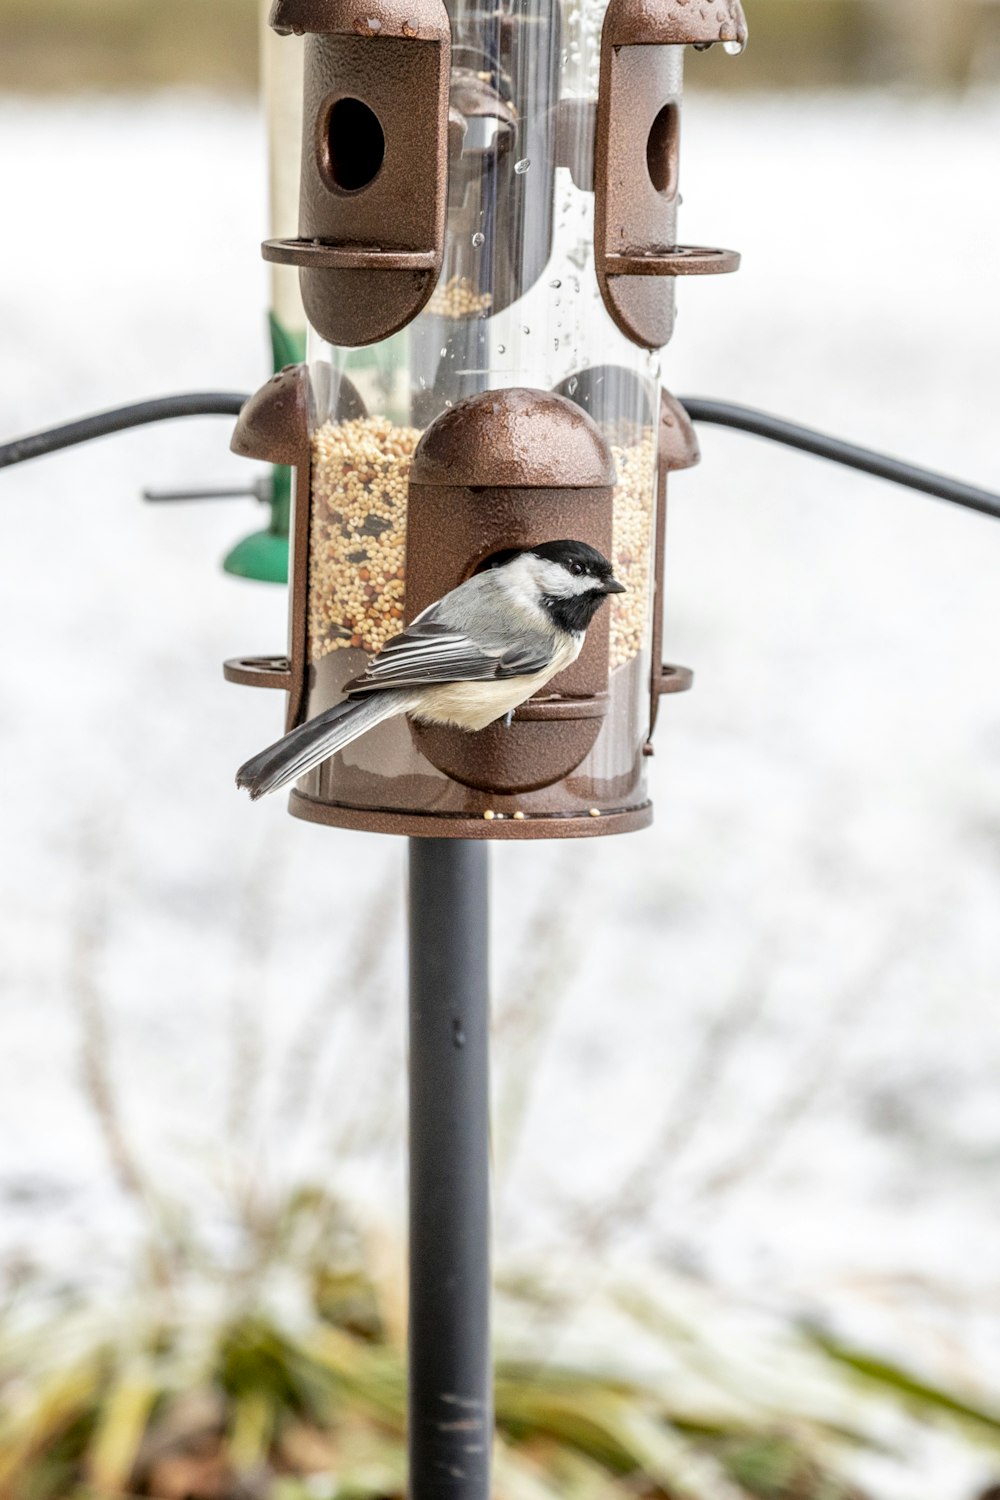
[344,597,552,698]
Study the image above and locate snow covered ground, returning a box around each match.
[1,88,1000,1494]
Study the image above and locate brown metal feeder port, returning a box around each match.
[262,0,451,347]
[404,389,616,796]
[593,0,746,349]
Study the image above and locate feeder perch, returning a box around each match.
[263,0,452,347]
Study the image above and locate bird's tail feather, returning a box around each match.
[236,691,410,800]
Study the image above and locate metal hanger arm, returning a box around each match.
[679,397,1000,523]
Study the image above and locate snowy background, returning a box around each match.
[1,89,1000,1494]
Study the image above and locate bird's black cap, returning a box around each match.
[487,539,623,591]
[530,539,617,580]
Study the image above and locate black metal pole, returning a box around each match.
[407,838,492,1500]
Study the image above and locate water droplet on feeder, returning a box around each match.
[568,376,578,395]
[514,158,531,175]
[471,231,485,247]
[549,278,562,288]
[723,38,744,54]
[366,16,382,30]
[497,344,505,354]
[522,325,530,335]
[553,338,559,350]
[440,347,448,357]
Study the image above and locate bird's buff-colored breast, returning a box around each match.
[408,637,582,733]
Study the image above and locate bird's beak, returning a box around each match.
[602,577,626,595]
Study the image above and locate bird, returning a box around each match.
[236,539,625,800]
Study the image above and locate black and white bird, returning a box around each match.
[236,539,625,800]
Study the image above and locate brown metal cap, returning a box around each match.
[410,389,617,489]
[230,365,366,465]
[603,0,748,49]
[660,388,700,472]
[270,0,449,40]
[230,365,312,466]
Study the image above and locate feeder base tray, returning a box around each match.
[287,791,654,840]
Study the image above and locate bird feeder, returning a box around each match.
[227,0,746,839]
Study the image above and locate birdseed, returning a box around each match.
[308,416,656,673]
[427,275,494,319]
[608,431,656,672]
[308,416,421,661]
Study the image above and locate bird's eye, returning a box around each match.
[570,561,584,576]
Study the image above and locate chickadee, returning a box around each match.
[236,539,625,800]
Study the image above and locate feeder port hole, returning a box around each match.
[320,96,386,194]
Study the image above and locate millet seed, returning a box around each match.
[427,274,494,319]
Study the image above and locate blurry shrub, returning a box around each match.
[1,0,1000,91]
[0,0,257,93]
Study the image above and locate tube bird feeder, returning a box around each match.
[227,0,745,839]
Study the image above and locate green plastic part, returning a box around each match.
[222,527,290,585]
[222,313,306,584]
[269,313,307,370]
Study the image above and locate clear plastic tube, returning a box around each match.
[298,0,668,825]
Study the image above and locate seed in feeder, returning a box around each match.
[428,275,493,319]
[589,808,601,818]
[513,811,526,820]
[483,809,496,821]
[514,157,530,174]
[608,429,656,671]
[308,415,421,662]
